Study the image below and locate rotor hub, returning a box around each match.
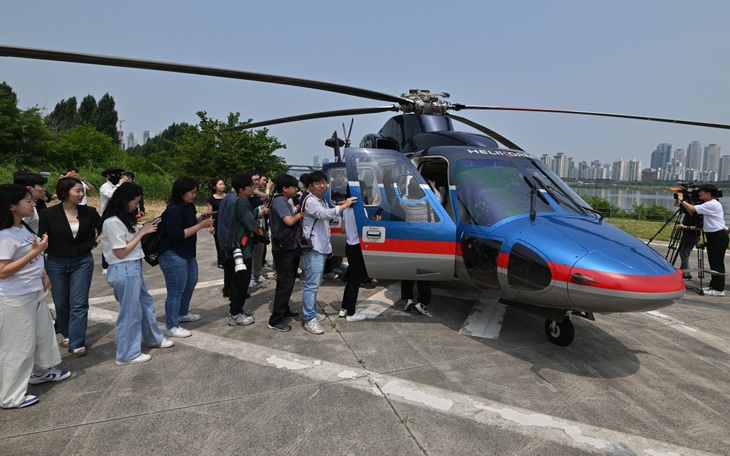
[400,89,453,115]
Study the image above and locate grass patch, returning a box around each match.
[605,218,673,242]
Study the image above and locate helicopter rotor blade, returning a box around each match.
[0,45,412,105]
[447,113,523,151]
[221,106,399,132]
[454,105,730,130]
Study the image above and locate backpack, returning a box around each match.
[141,214,164,266]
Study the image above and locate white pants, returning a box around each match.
[0,290,62,408]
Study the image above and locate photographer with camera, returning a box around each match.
[225,174,262,326]
[300,171,356,335]
[677,184,729,296]
[673,196,701,280]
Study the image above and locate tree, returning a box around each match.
[46,97,78,133]
[173,111,287,187]
[93,93,118,141]
[77,94,97,125]
[56,124,124,170]
[0,82,56,168]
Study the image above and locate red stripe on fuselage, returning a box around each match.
[498,253,684,294]
[361,239,455,255]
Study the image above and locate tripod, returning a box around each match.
[647,204,707,293]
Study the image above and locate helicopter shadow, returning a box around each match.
[374,281,643,379]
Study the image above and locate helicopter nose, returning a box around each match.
[567,249,685,312]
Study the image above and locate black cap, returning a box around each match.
[101,167,125,178]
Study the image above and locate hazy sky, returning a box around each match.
[2,1,730,168]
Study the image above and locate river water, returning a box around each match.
[576,186,730,224]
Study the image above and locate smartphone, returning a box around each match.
[153,217,162,224]
[374,207,384,218]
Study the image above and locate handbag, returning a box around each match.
[271,195,298,248]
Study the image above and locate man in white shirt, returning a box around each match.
[677,184,729,296]
[99,167,126,214]
[300,171,356,334]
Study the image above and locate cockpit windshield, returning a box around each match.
[455,157,593,226]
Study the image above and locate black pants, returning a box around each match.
[270,249,299,325]
[705,230,729,291]
[223,252,234,296]
[342,243,366,315]
[229,257,252,316]
[401,280,431,305]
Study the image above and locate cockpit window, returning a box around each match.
[455,158,554,226]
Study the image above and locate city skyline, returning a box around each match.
[3,3,730,169]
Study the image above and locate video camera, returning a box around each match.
[671,182,701,205]
[671,182,723,205]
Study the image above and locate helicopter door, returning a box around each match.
[323,162,347,257]
[344,148,457,281]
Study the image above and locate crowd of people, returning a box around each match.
[0,167,390,409]
[2,166,728,410]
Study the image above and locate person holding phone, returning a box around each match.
[100,183,174,364]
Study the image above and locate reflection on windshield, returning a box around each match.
[456,158,554,226]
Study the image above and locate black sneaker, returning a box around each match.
[222,290,230,298]
[284,309,299,319]
[268,321,292,332]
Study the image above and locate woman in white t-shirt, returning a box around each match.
[100,183,173,365]
[0,184,71,409]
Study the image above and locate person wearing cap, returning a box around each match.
[677,184,729,296]
[99,167,126,214]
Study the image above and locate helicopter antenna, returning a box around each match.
[342,118,354,147]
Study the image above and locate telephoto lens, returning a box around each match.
[232,247,246,273]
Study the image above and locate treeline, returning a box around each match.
[0,82,288,200]
[581,195,675,221]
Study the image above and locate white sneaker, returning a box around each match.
[150,338,175,348]
[415,303,430,316]
[704,289,725,296]
[338,309,347,318]
[178,313,201,322]
[164,326,192,338]
[116,353,152,365]
[316,312,326,322]
[228,313,255,326]
[403,299,414,312]
[702,286,713,292]
[346,312,367,322]
[258,275,271,285]
[249,279,261,290]
[304,318,324,335]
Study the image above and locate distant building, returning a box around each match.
[719,156,730,181]
[142,130,152,145]
[127,132,138,149]
[642,168,658,181]
[674,148,686,167]
[703,144,720,174]
[686,141,702,170]
[650,143,672,169]
[313,155,319,166]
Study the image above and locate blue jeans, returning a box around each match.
[107,260,164,362]
[159,250,199,329]
[300,251,327,322]
[46,252,94,350]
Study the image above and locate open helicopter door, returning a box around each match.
[344,148,457,281]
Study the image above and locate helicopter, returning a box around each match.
[3,45,727,347]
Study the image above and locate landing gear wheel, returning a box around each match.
[545,317,575,347]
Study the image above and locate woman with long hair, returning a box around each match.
[158,177,213,338]
[100,183,174,365]
[206,177,226,269]
[38,177,100,357]
[0,184,71,409]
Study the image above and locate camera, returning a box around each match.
[226,243,247,273]
[232,247,246,273]
[671,182,723,205]
[672,182,701,205]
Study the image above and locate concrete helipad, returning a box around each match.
[1,236,728,455]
